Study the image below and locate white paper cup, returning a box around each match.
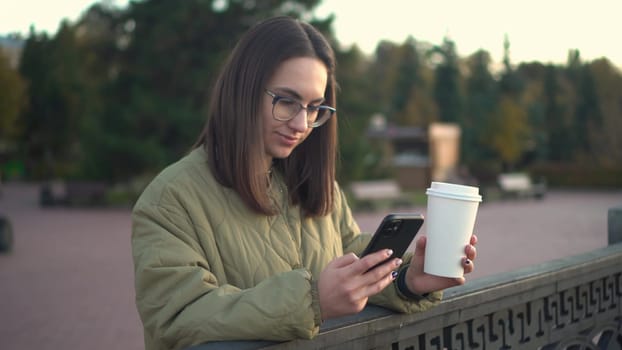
[424,182,482,278]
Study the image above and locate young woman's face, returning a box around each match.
[262,57,328,169]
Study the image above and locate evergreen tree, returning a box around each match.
[498,35,523,96]
[18,23,96,178]
[393,38,437,126]
[334,45,379,183]
[542,64,568,161]
[494,36,530,170]
[0,49,25,144]
[369,41,402,120]
[88,0,327,181]
[585,58,622,166]
[573,62,602,157]
[391,38,419,123]
[463,49,497,165]
[517,62,548,163]
[12,1,622,188]
[432,37,462,123]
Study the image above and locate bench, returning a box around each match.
[497,172,546,199]
[349,180,411,210]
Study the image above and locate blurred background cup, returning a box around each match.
[424,182,482,278]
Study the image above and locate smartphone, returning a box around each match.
[361,213,424,271]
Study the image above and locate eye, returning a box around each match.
[278,98,298,107]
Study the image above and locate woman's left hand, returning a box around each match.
[404,234,478,295]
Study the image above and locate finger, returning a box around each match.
[353,249,395,274]
[363,257,403,282]
[463,257,474,274]
[357,268,398,299]
[330,252,359,269]
[453,276,466,285]
[414,235,427,255]
[470,234,478,245]
[465,245,477,260]
[350,256,401,300]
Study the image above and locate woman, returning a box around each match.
[131,16,477,350]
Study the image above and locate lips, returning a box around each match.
[276,132,299,146]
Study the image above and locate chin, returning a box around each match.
[275,152,293,160]
[270,148,295,160]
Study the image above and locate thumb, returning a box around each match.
[414,235,427,256]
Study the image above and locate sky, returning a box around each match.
[1,0,620,67]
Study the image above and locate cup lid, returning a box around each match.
[426,182,482,202]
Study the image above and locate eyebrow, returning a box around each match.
[273,87,326,104]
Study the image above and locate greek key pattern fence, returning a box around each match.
[396,273,622,350]
[188,244,622,350]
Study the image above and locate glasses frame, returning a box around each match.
[264,89,336,128]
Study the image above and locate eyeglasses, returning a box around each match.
[265,90,336,128]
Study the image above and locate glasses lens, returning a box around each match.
[311,107,332,127]
[274,98,300,121]
[307,108,320,124]
[272,96,334,127]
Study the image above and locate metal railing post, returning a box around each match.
[609,206,622,245]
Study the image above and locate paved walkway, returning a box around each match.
[0,182,620,350]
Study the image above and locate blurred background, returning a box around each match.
[1,1,622,349]
[0,0,621,204]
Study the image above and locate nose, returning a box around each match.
[287,108,309,132]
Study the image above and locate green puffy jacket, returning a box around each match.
[132,147,441,350]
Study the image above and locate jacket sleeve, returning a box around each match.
[334,188,442,314]
[132,200,320,350]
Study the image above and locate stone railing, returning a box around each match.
[189,207,622,350]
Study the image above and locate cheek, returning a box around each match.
[262,103,273,124]
[261,104,276,135]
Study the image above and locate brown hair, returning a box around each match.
[195,16,338,217]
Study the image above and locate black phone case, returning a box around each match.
[361,213,424,269]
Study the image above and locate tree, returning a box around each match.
[390,38,418,123]
[432,37,462,123]
[498,35,523,96]
[18,23,96,178]
[490,96,530,168]
[393,38,437,126]
[368,40,403,119]
[542,64,569,161]
[462,49,497,166]
[494,36,531,170]
[89,0,328,182]
[71,3,129,180]
[517,62,548,163]
[0,49,26,143]
[334,45,378,183]
[571,61,602,158]
[588,58,622,166]
[17,30,52,178]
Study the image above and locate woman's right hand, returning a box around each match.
[317,249,402,320]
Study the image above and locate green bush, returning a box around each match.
[529,163,622,188]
